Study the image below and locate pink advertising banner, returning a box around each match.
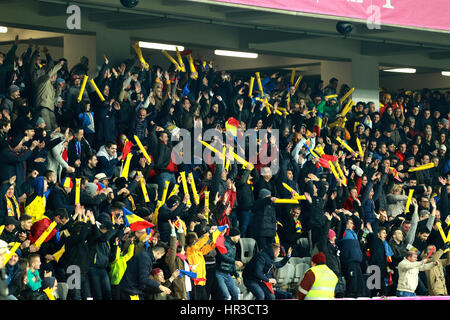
[210,0,450,32]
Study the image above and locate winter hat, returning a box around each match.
[328,229,336,241]
[115,177,128,190]
[32,176,46,197]
[166,196,181,209]
[85,182,98,197]
[229,228,241,237]
[35,117,45,127]
[258,188,271,199]
[312,252,326,265]
[8,85,20,95]
[4,216,19,227]
[135,207,151,218]
[151,268,163,277]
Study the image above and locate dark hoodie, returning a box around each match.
[242,246,289,283]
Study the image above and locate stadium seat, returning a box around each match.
[57,282,68,300]
[275,262,295,288]
[287,257,304,265]
[302,257,311,265]
[289,262,310,293]
[298,238,309,251]
[239,238,257,265]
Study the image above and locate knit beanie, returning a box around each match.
[85,182,98,197]
[328,229,336,241]
[312,252,326,265]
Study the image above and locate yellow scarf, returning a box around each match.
[128,195,136,211]
[6,195,20,220]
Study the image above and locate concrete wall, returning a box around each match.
[380,72,450,91]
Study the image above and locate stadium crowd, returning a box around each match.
[0,35,449,300]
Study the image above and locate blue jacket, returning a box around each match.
[338,228,363,264]
[119,247,160,296]
[242,246,289,283]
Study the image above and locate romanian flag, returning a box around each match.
[121,139,133,161]
[313,112,323,137]
[389,167,402,182]
[62,177,73,189]
[212,225,228,254]
[174,219,187,235]
[384,241,393,263]
[96,182,106,192]
[317,154,338,169]
[263,281,275,294]
[295,219,302,233]
[178,269,206,285]
[225,117,239,141]
[122,207,154,232]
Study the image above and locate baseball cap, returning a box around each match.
[95,173,108,180]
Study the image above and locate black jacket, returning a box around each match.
[317,219,342,276]
[157,202,188,244]
[252,197,277,238]
[216,236,239,277]
[87,224,115,269]
[60,222,91,274]
[67,138,91,168]
[236,168,255,211]
[47,185,75,215]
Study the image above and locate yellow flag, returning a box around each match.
[34,221,57,248]
[180,172,191,206]
[77,75,89,102]
[133,135,152,164]
[43,287,56,300]
[160,180,170,204]
[167,184,179,200]
[274,199,299,204]
[188,172,199,205]
[3,242,20,266]
[405,189,414,213]
[89,79,105,102]
[47,244,66,263]
[75,178,81,205]
[121,153,133,179]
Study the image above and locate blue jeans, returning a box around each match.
[243,278,275,300]
[238,210,253,238]
[157,172,176,198]
[216,271,240,300]
[88,267,112,300]
[396,290,416,297]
